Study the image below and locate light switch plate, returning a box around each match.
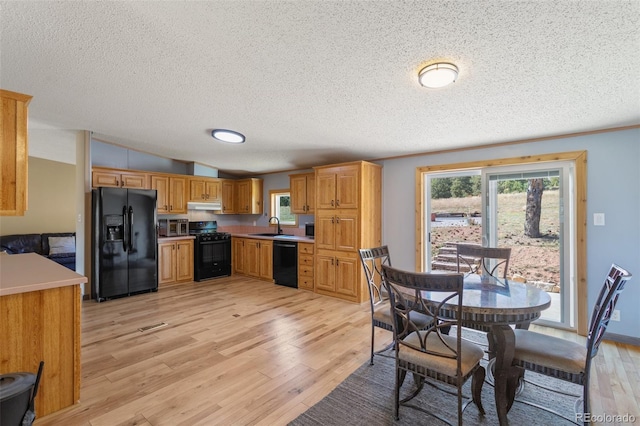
[593,213,605,226]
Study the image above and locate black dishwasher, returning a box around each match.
[273,240,298,288]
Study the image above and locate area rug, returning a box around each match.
[290,332,581,425]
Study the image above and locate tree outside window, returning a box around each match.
[270,190,296,226]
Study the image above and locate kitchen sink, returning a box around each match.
[248,233,294,237]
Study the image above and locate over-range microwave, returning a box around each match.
[158,219,189,237]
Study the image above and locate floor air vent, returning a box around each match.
[138,322,168,332]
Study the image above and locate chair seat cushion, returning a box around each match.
[513,329,587,375]
[373,302,433,329]
[399,331,484,377]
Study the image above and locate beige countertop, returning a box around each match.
[232,233,315,243]
[158,235,196,242]
[0,253,88,296]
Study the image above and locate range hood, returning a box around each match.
[187,201,222,211]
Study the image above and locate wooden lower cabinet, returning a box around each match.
[315,251,359,300]
[0,284,81,417]
[158,239,194,284]
[298,242,315,290]
[232,237,272,282]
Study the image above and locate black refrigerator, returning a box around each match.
[92,187,158,302]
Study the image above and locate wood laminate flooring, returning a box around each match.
[35,276,639,425]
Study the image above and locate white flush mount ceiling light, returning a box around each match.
[418,62,459,88]
[211,129,245,144]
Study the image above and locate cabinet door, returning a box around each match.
[315,254,336,292]
[121,172,149,189]
[221,180,235,213]
[176,240,194,282]
[245,239,261,277]
[335,211,359,252]
[206,179,222,202]
[290,174,308,214]
[233,238,246,274]
[315,211,336,250]
[235,180,251,213]
[316,172,336,209]
[189,179,206,201]
[305,174,316,213]
[335,253,358,297]
[169,177,187,213]
[158,242,176,284]
[0,90,31,216]
[258,240,273,280]
[152,175,170,214]
[335,165,359,209]
[92,171,121,188]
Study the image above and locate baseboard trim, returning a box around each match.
[604,332,640,347]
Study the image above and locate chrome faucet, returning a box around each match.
[268,216,282,234]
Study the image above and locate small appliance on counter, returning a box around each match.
[305,222,314,239]
[158,218,188,237]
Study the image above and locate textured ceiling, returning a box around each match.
[1,1,639,175]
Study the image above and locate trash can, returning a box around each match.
[0,372,36,426]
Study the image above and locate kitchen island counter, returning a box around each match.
[0,253,86,417]
[0,252,87,296]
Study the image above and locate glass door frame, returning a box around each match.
[415,150,589,335]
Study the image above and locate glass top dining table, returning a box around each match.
[417,273,552,426]
[421,273,551,326]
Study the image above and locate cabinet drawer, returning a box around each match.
[298,243,314,255]
[299,265,314,277]
[299,254,314,266]
[298,276,314,289]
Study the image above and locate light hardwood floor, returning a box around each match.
[35,276,639,425]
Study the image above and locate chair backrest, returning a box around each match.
[456,243,511,278]
[358,246,392,310]
[382,265,464,367]
[586,263,632,359]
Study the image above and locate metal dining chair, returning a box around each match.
[358,246,433,365]
[382,265,486,426]
[456,243,512,279]
[511,263,632,425]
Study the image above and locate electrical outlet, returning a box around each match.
[611,309,620,321]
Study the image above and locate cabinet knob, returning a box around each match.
[336,199,340,206]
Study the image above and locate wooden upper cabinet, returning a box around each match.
[151,174,187,214]
[168,176,187,214]
[92,168,149,189]
[235,178,263,214]
[1,89,32,216]
[316,164,359,210]
[221,179,236,213]
[289,172,315,214]
[151,175,170,213]
[188,177,221,202]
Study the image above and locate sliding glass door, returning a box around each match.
[425,162,575,328]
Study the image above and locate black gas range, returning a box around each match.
[189,221,231,281]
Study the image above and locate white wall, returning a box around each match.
[380,128,640,339]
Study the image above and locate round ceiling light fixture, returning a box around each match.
[418,62,459,89]
[211,129,245,144]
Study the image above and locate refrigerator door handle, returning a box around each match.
[128,206,134,251]
[122,205,128,252]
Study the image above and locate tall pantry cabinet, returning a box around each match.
[314,160,382,303]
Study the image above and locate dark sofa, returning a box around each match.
[0,232,76,271]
